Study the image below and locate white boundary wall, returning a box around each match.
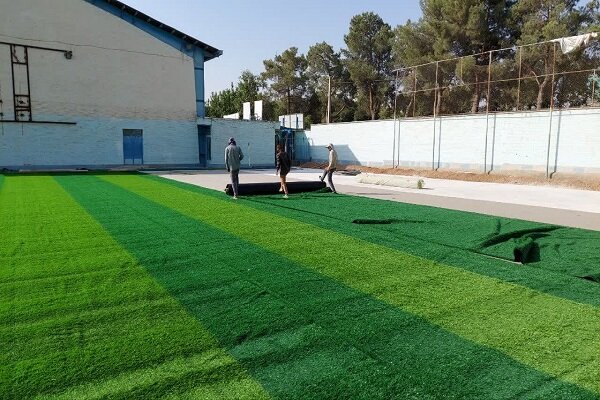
[303,108,600,173]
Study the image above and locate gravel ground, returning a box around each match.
[299,162,600,192]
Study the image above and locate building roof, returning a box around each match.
[89,0,223,60]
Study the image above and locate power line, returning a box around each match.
[0,33,188,60]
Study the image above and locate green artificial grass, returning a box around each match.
[102,174,600,395]
[3,172,600,399]
[152,175,600,307]
[57,174,596,399]
[0,175,268,399]
[243,189,600,278]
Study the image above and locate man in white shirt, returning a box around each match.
[319,143,338,194]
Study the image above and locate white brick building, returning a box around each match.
[0,0,276,169]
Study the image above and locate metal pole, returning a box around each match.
[545,43,557,179]
[392,70,399,168]
[517,46,522,111]
[327,75,331,124]
[484,51,492,173]
[397,109,402,169]
[10,45,17,122]
[413,68,417,117]
[432,61,439,170]
[592,69,597,107]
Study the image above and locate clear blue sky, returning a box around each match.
[124,0,423,96]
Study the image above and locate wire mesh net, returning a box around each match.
[394,38,600,118]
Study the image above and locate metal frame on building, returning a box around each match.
[0,41,76,125]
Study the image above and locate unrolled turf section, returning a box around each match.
[2,173,600,399]
[0,175,268,399]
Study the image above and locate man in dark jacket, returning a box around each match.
[225,137,244,199]
[276,143,291,198]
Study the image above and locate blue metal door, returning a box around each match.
[198,126,211,168]
[123,129,143,165]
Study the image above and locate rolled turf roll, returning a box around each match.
[358,173,425,189]
[225,181,327,196]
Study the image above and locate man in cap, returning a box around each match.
[225,137,244,199]
[319,143,338,194]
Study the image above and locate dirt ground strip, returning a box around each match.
[299,162,600,192]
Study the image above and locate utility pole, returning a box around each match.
[327,75,331,124]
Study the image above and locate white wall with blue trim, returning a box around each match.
[303,108,600,174]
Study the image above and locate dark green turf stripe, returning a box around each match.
[149,174,600,307]
[105,173,600,396]
[57,174,599,399]
[0,176,269,400]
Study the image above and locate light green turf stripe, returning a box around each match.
[41,350,261,400]
[0,176,269,400]
[106,174,600,394]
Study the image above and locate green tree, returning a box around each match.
[344,12,394,120]
[395,0,514,115]
[205,71,278,120]
[585,0,600,32]
[262,47,308,116]
[236,70,262,105]
[205,84,238,118]
[393,20,438,116]
[510,0,592,109]
[306,42,356,123]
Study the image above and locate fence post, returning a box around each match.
[392,70,399,168]
[484,51,493,173]
[592,69,597,107]
[545,42,557,179]
[517,46,522,111]
[326,75,331,124]
[413,68,417,117]
[432,61,439,170]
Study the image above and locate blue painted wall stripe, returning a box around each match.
[193,48,205,117]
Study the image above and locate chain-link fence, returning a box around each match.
[394,36,600,118]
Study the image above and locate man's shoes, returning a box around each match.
[232,196,239,200]
[283,194,289,199]
[279,187,284,192]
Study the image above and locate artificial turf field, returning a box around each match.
[2,173,600,399]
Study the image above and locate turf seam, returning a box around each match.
[237,277,395,368]
[0,264,137,286]
[1,295,173,331]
